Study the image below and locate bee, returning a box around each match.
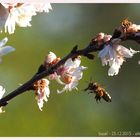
[85,81,111,102]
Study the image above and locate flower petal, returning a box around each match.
[0,37,8,47]
[45,52,57,64]
[108,60,120,76]
[44,87,50,98]
[130,48,139,55]
[37,99,44,111]
[0,46,15,56]
[34,3,52,13]
[0,107,5,113]
[98,44,110,58]
[57,88,66,94]
[5,11,17,34]
[0,85,5,99]
[55,75,65,85]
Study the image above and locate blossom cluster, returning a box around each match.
[33,52,87,111]
[0,5,139,113]
[0,3,52,34]
[0,2,52,112]
[96,32,139,76]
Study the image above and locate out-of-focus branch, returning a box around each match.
[0,19,140,108]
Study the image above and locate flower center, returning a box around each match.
[51,57,61,65]
[8,3,23,12]
[62,74,73,84]
[33,79,47,91]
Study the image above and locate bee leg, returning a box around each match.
[97,98,102,103]
[99,98,102,103]
[88,90,93,94]
[95,95,101,103]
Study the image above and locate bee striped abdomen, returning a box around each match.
[102,91,111,102]
[85,81,112,103]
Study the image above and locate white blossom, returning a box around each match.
[57,57,87,93]
[45,51,57,64]
[98,40,139,76]
[33,3,52,13]
[127,23,140,33]
[0,3,52,34]
[0,4,9,33]
[0,37,15,62]
[44,52,87,93]
[0,85,6,113]
[34,79,50,111]
[3,3,36,34]
[44,52,61,78]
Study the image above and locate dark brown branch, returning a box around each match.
[0,26,140,108]
[0,42,100,107]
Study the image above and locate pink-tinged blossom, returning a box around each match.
[98,38,139,76]
[33,3,52,13]
[0,37,15,62]
[44,51,57,65]
[127,24,140,32]
[122,23,140,33]
[1,3,36,34]
[57,57,87,93]
[0,85,6,113]
[0,3,52,34]
[94,32,112,46]
[33,79,50,111]
[44,51,61,81]
[44,52,87,93]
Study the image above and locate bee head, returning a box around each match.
[84,81,98,91]
[92,82,98,89]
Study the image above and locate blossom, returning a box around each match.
[33,3,52,13]
[0,37,15,62]
[0,85,6,113]
[94,32,112,46]
[33,78,50,111]
[43,52,87,93]
[127,24,140,33]
[44,51,61,80]
[0,3,52,34]
[2,3,36,34]
[120,19,140,34]
[44,51,57,65]
[56,57,87,93]
[98,38,139,76]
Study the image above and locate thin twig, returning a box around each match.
[0,27,140,107]
[0,41,98,107]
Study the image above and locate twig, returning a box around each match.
[0,41,99,107]
[0,20,140,107]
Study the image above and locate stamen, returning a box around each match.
[62,75,73,84]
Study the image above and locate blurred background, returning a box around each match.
[0,3,140,137]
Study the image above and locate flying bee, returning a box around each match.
[85,81,111,103]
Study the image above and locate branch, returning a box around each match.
[0,42,98,107]
[0,19,140,108]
